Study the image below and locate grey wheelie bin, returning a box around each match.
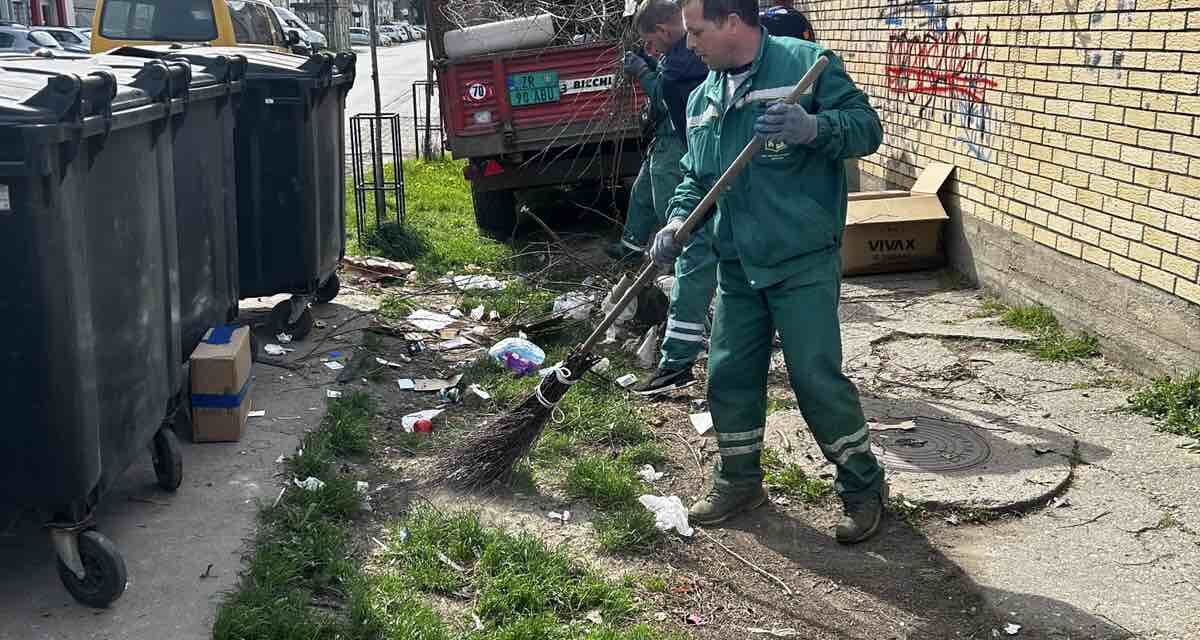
[97,47,249,435]
[113,46,357,341]
[231,48,356,340]
[0,55,188,607]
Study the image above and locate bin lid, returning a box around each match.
[0,54,189,126]
[111,45,354,87]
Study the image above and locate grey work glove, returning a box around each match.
[650,219,685,266]
[754,101,819,146]
[623,51,649,79]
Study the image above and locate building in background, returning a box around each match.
[2,0,76,26]
[289,0,351,50]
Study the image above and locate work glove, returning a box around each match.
[754,101,819,146]
[650,219,685,266]
[623,51,650,79]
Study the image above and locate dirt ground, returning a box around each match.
[4,250,1198,639]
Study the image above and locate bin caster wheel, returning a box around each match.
[314,274,341,304]
[152,427,183,491]
[271,300,314,341]
[56,530,127,608]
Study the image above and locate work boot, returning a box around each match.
[632,366,696,396]
[835,483,889,544]
[689,484,768,525]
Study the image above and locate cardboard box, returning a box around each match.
[841,162,955,276]
[190,325,253,443]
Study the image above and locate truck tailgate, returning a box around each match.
[444,43,643,145]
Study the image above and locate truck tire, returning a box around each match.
[472,187,517,240]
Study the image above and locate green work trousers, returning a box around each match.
[621,135,686,251]
[660,223,717,370]
[706,255,885,500]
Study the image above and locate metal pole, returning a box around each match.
[423,29,434,161]
[368,0,386,226]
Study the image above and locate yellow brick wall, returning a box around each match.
[797,0,1200,305]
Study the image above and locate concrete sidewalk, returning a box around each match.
[0,293,376,640]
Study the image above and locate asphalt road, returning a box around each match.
[344,39,441,159]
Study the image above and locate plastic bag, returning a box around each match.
[601,274,638,325]
[638,495,694,536]
[636,326,659,368]
[489,338,546,376]
[553,291,594,320]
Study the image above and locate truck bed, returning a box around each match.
[440,41,644,158]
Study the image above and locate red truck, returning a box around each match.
[425,3,647,238]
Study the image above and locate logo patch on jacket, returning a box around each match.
[763,138,790,157]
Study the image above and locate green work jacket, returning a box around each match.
[666,28,883,289]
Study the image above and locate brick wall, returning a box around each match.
[790,0,1200,372]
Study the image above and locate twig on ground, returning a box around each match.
[673,431,704,472]
[1058,510,1112,529]
[700,530,793,595]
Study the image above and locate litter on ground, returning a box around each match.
[639,495,694,536]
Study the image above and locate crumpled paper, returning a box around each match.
[637,465,664,482]
[638,495,694,536]
[294,476,326,491]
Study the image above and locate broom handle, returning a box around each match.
[579,56,830,354]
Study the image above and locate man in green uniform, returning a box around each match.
[610,49,681,260]
[611,0,715,396]
[651,0,888,543]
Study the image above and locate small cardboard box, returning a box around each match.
[841,162,955,276]
[190,325,253,443]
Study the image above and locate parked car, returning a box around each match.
[273,5,326,52]
[348,27,370,47]
[37,26,91,53]
[0,25,64,54]
[90,0,300,53]
[380,24,405,43]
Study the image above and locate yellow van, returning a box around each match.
[89,0,300,54]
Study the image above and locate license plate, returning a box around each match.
[507,71,560,107]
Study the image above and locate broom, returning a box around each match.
[434,56,831,490]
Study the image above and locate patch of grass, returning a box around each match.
[557,382,649,446]
[760,447,833,503]
[1127,372,1200,439]
[1071,377,1126,390]
[994,303,1100,362]
[889,495,927,524]
[533,432,578,464]
[362,220,430,263]
[388,507,648,635]
[566,456,640,509]
[766,397,795,416]
[975,296,1008,317]
[595,506,660,554]
[626,574,667,593]
[215,392,379,640]
[287,429,334,480]
[348,573,452,640]
[565,456,662,553]
[475,532,637,626]
[462,280,559,320]
[1156,512,1181,530]
[617,442,668,468]
[378,291,417,321]
[348,160,512,277]
[322,393,375,457]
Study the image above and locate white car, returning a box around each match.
[273,6,326,52]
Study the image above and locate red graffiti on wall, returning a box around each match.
[885,25,996,103]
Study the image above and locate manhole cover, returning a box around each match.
[870,418,991,473]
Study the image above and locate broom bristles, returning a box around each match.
[431,350,602,490]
